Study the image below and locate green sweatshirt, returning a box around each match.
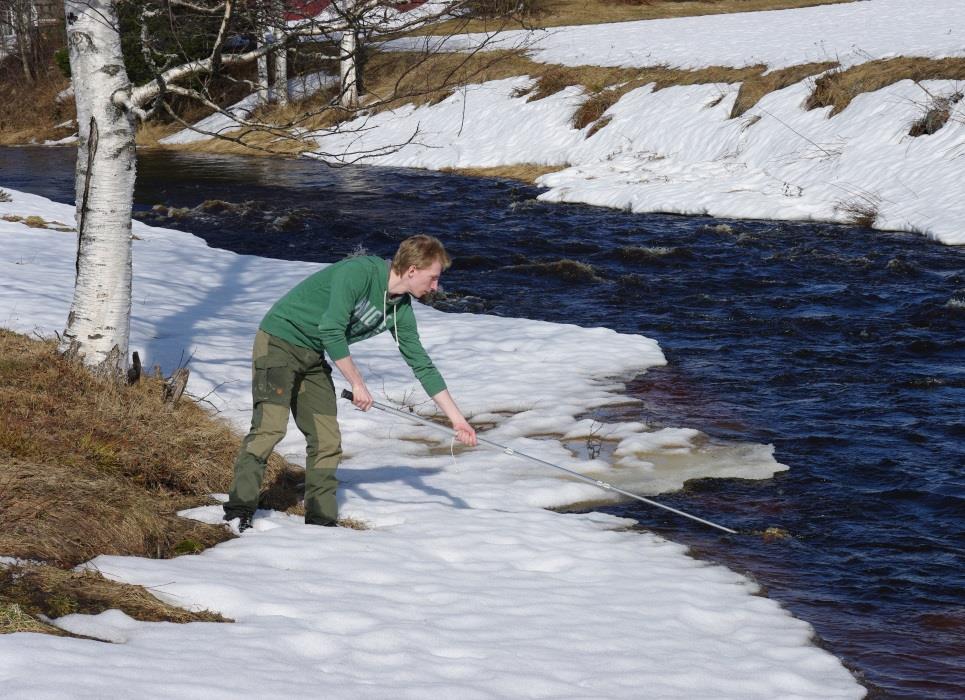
[259,256,447,397]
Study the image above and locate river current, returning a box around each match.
[2,147,963,699]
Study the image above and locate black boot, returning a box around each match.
[224,510,254,533]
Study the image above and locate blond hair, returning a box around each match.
[391,235,451,274]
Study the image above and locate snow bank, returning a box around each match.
[311,74,965,244]
[398,0,965,71]
[309,0,965,244]
[0,188,862,698]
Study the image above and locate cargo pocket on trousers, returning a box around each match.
[253,359,295,405]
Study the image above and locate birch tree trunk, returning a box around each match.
[339,29,358,109]
[59,0,137,375]
[272,30,288,106]
[270,0,287,106]
[256,46,269,104]
[14,2,34,82]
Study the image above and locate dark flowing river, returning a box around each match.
[2,147,963,699]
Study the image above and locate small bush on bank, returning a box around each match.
[574,90,620,130]
[909,91,962,137]
[835,194,880,228]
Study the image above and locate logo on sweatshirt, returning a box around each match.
[349,299,387,339]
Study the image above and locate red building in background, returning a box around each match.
[284,0,429,22]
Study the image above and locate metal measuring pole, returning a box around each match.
[340,390,738,535]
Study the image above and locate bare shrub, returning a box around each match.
[909,91,963,137]
[528,66,578,101]
[574,90,620,131]
[586,114,613,137]
[835,195,880,228]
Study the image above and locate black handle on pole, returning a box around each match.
[341,389,355,401]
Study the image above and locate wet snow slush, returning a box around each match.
[2,147,963,699]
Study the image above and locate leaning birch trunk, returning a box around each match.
[59,0,137,376]
[339,29,358,109]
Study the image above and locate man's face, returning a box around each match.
[406,260,443,298]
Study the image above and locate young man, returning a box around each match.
[223,235,477,532]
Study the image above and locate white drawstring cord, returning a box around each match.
[383,291,400,349]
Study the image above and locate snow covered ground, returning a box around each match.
[0,188,864,698]
[301,0,964,244]
[401,0,965,71]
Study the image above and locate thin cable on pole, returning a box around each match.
[341,391,738,535]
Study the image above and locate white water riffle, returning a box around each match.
[0,188,863,698]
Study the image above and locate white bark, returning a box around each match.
[10,0,33,82]
[272,26,288,106]
[256,43,269,104]
[339,30,358,109]
[268,0,287,106]
[59,0,137,373]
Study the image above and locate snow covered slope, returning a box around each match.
[315,0,965,244]
[0,189,863,698]
[405,0,965,71]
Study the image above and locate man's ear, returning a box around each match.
[405,265,418,277]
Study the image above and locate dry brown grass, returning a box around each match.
[805,57,965,115]
[730,61,838,117]
[534,63,763,132]
[834,191,880,228]
[442,163,567,181]
[0,565,228,629]
[176,50,538,157]
[135,120,184,148]
[430,0,858,32]
[171,54,839,156]
[0,72,73,146]
[1,214,73,231]
[0,330,304,634]
[909,91,963,137]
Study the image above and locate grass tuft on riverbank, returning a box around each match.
[429,0,859,33]
[805,56,965,115]
[441,163,568,181]
[168,48,965,164]
[0,330,303,635]
[169,53,836,155]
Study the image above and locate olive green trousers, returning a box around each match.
[224,330,342,525]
